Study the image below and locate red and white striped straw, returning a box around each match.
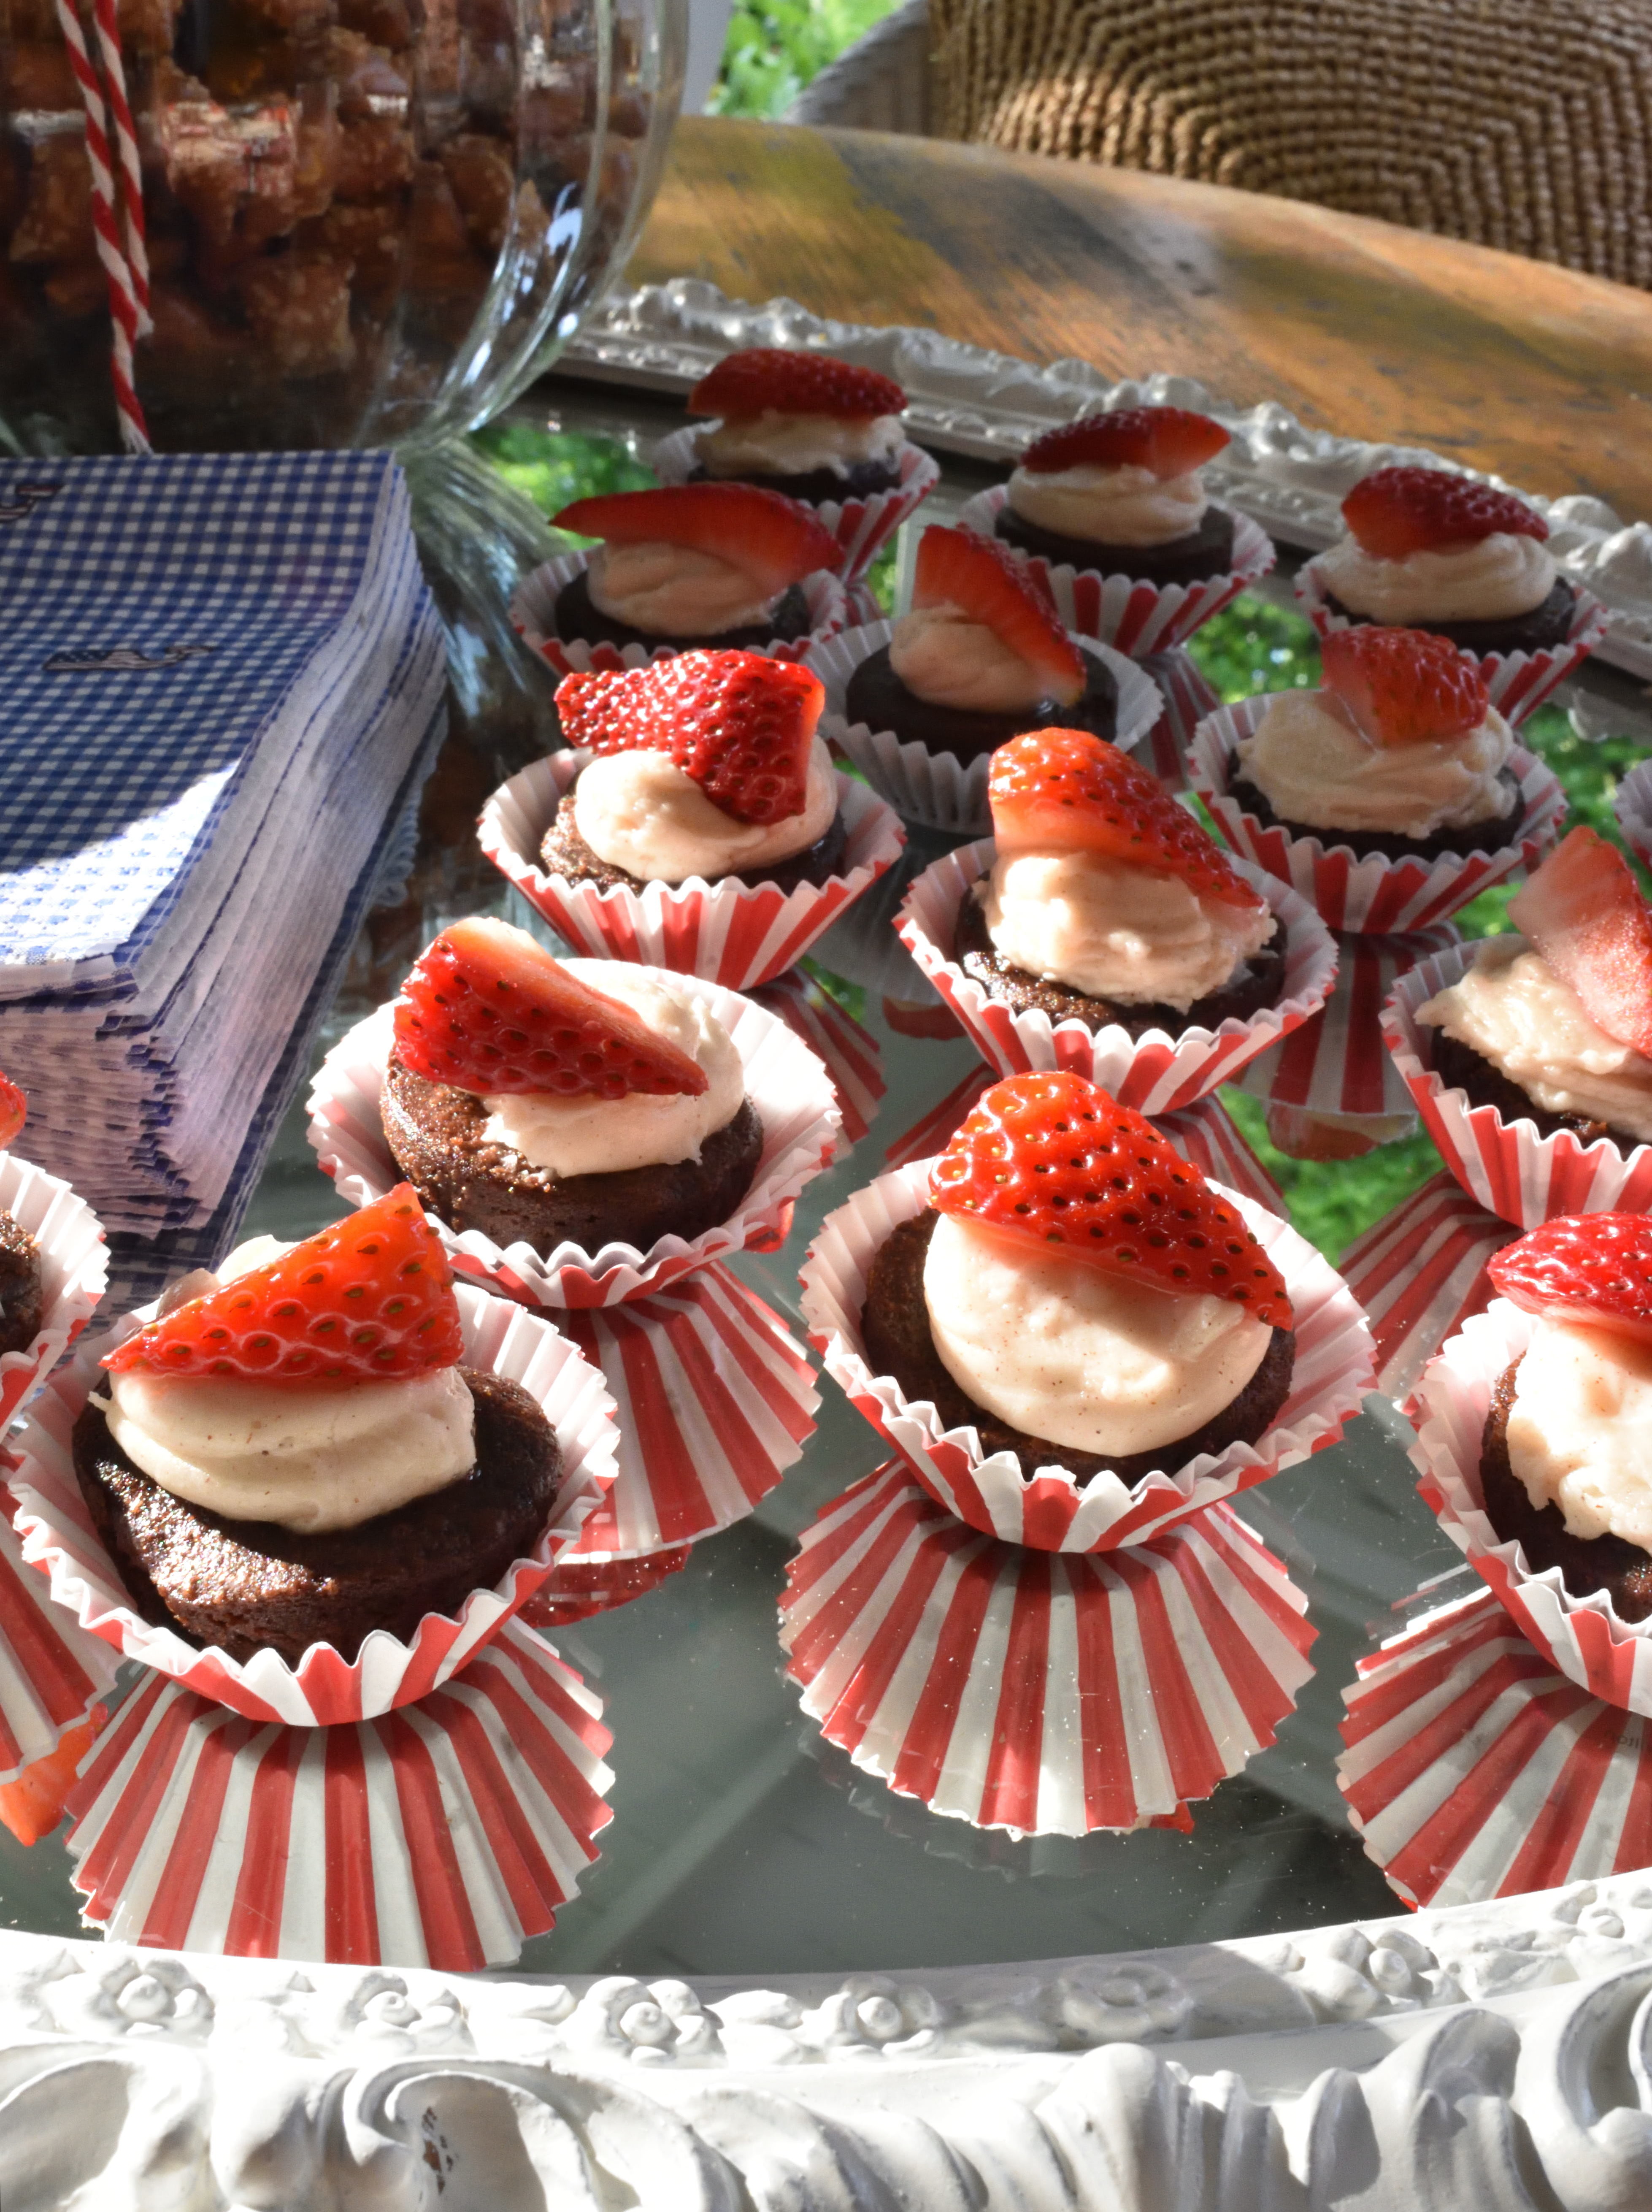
[89,0,151,328]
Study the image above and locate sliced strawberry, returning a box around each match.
[1020,406,1229,479]
[0,1706,107,1847]
[929,1070,1292,1325]
[1488,1213,1652,1348]
[1320,625,1489,747]
[395,918,708,1098]
[1509,827,1652,1058]
[913,525,1084,705]
[555,649,825,826]
[104,1186,464,1386]
[1341,466,1548,560]
[987,728,1264,911]
[551,483,841,597]
[0,1071,24,1150]
[689,347,906,422]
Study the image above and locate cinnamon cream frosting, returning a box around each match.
[695,409,903,480]
[1507,1316,1652,1553]
[1234,688,1516,840]
[888,602,1054,713]
[1007,462,1207,548]
[1417,939,1652,1145]
[570,739,838,884]
[921,1212,1273,1459]
[1316,532,1556,624]
[584,542,779,637]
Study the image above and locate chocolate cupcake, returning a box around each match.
[552,569,814,655]
[540,762,848,896]
[1229,764,1522,864]
[1319,579,1577,660]
[0,1210,44,1358]
[844,640,1119,766]
[681,347,910,508]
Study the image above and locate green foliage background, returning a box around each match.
[708,0,904,118]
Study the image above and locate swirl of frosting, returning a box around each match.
[97,1364,478,1533]
[1316,531,1556,623]
[978,853,1275,1011]
[1235,689,1515,839]
[570,739,837,886]
[584,543,777,637]
[1007,462,1207,548]
[695,410,903,479]
[922,1212,1272,1458]
[1508,1316,1652,1550]
[888,602,1052,713]
[1417,939,1652,1145]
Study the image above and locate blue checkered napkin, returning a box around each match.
[0,451,400,981]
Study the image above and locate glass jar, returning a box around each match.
[0,0,684,453]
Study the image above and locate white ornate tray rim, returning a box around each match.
[557,275,1652,686]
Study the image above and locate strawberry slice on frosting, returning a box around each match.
[890,523,1084,714]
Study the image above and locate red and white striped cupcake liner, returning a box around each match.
[1411,1299,1652,1716]
[807,621,1164,837]
[307,977,841,1308]
[956,485,1276,655]
[1136,646,1220,791]
[1383,943,1652,1226]
[799,1159,1374,1552]
[0,1151,108,1435]
[1295,560,1609,724]
[0,1495,121,1788]
[781,1463,1314,1834]
[63,1617,613,1968]
[524,1545,692,1629]
[478,751,906,991]
[510,556,850,676]
[651,428,941,583]
[7,1286,619,1727]
[751,968,884,1147]
[1339,1172,1515,1413]
[1187,699,1566,934]
[1338,1583,1652,1910]
[895,841,1339,1113]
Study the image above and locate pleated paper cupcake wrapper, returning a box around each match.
[651,427,941,582]
[1337,1583,1652,1911]
[1295,560,1610,724]
[1339,1172,1515,1413]
[1136,646,1220,792]
[895,840,1339,1113]
[63,1617,614,1969]
[6,1285,620,1727]
[307,980,841,1308]
[509,553,850,675]
[1187,699,1566,934]
[798,1158,1375,1552]
[1615,754,1652,873]
[956,486,1276,655]
[807,621,1164,837]
[1411,1298,1652,1715]
[554,1261,819,1560]
[523,1544,692,1629]
[0,1151,108,1435]
[478,750,906,990]
[1236,923,1462,1132]
[751,969,884,1147]
[781,1463,1314,1835]
[0,1492,121,1787]
[1383,942,1652,1226]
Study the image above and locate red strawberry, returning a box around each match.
[394,918,708,1098]
[1020,406,1229,479]
[555,649,825,826]
[1488,1212,1652,1348]
[913,525,1084,705]
[987,728,1264,911]
[1341,466,1548,560]
[0,1071,24,1150]
[1508,827,1652,1058]
[104,1186,464,1386]
[689,347,906,422]
[551,484,841,597]
[1320,625,1489,747]
[930,1070,1292,1325]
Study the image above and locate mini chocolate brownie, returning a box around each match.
[1229,766,1522,863]
[844,643,1119,766]
[0,1211,43,1358]
[861,1210,1295,1487]
[994,501,1237,588]
[688,456,901,506]
[382,1052,765,1257]
[73,1369,562,1664]
[1427,1026,1646,1153]
[1321,577,1576,658]
[553,570,814,655]
[952,888,1286,1038]
[538,768,849,895]
[1480,1355,1652,1620]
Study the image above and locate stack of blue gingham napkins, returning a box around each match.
[0,450,446,1245]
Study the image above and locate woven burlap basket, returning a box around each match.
[927,0,1652,289]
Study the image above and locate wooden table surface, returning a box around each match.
[630,117,1652,519]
